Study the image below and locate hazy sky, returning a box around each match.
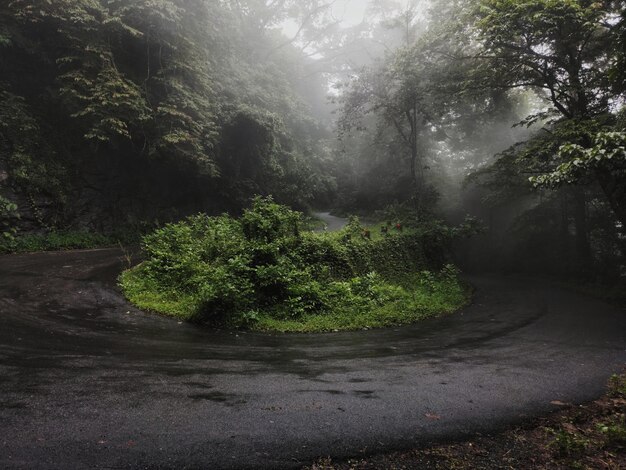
[281,0,369,37]
[331,0,369,26]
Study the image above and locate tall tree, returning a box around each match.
[0,0,335,230]
[473,0,626,224]
[336,2,439,211]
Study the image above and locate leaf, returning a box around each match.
[550,400,570,406]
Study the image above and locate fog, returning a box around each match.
[272,0,625,280]
[0,0,624,281]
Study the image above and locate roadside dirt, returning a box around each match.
[306,373,626,470]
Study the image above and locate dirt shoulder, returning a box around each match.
[306,372,626,470]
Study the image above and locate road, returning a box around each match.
[313,212,348,232]
[0,248,625,469]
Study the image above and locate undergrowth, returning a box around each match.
[1,231,110,254]
[120,197,470,332]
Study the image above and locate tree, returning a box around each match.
[337,2,441,212]
[472,0,626,224]
[531,128,626,224]
[0,0,336,230]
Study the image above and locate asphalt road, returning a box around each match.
[313,212,348,232]
[1,248,625,469]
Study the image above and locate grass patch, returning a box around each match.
[253,276,470,332]
[120,197,470,332]
[1,230,113,254]
[119,265,199,319]
[120,267,470,332]
[0,229,144,255]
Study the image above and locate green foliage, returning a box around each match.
[608,374,626,398]
[0,195,19,243]
[0,0,334,231]
[547,427,589,458]
[241,195,301,242]
[0,86,67,209]
[531,132,626,187]
[466,0,626,229]
[474,0,614,118]
[253,269,468,333]
[0,230,115,254]
[597,417,626,446]
[121,197,467,330]
[471,119,611,199]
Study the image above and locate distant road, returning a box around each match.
[313,211,348,231]
[0,248,625,469]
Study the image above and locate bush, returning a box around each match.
[121,196,468,330]
[548,428,589,458]
[598,417,626,446]
[0,230,117,254]
[0,195,19,246]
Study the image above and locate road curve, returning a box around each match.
[0,248,625,469]
[312,212,348,232]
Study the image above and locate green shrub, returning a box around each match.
[0,230,115,254]
[121,196,468,331]
[608,374,626,398]
[547,427,589,458]
[0,196,19,243]
[0,224,145,254]
[598,417,626,446]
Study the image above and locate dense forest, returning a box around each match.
[0,0,336,233]
[2,3,626,468]
[1,0,625,281]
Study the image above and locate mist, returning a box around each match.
[2,1,626,468]
[1,0,625,281]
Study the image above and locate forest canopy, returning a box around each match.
[0,0,336,232]
[1,0,625,280]
[333,0,625,278]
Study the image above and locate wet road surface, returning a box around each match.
[313,212,348,232]
[0,248,625,469]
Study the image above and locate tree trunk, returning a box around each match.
[559,191,571,271]
[407,103,420,213]
[595,168,626,226]
[410,127,419,209]
[571,187,592,276]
